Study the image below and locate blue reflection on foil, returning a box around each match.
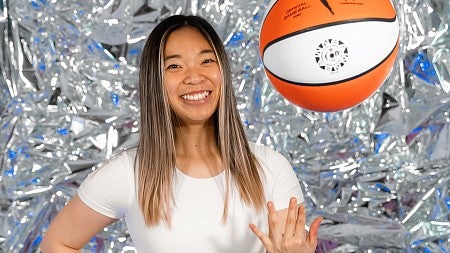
[407,52,440,85]
[227,31,244,47]
[129,49,140,55]
[5,167,16,177]
[424,247,433,253]
[375,183,391,193]
[32,235,42,247]
[8,150,17,159]
[56,128,68,136]
[111,93,120,107]
[38,60,46,70]
[445,197,450,209]
[374,133,389,154]
[31,1,40,9]
[31,177,41,184]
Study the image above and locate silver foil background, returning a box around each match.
[0,0,449,252]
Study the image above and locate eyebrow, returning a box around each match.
[164,49,216,61]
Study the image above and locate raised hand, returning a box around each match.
[249,197,322,253]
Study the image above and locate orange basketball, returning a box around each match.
[259,0,399,112]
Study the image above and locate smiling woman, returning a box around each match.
[163,27,222,126]
[40,15,321,253]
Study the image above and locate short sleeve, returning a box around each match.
[77,151,135,219]
[253,144,304,211]
[269,150,304,210]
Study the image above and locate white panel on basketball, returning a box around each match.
[263,19,399,84]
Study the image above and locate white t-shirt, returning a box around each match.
[78,143,303,253]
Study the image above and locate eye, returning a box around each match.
[202,58,217,64]
[166,64,180,70]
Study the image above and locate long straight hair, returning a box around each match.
[137,15,265,226]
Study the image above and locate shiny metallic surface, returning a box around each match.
[0,0,449,252]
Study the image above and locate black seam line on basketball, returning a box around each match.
[263,39,399,87]
[262,16,397,55]
[320,0,335,15]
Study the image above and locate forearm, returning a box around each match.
[40,242,82,253]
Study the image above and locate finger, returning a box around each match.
[267,201,282,242]
[249,223,273,251]
[294,204,306,240]
[306,216,323,247]
[267,203,273,239]
[283,197,298,238]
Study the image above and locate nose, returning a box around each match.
[183,66,205,85]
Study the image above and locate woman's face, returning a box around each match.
[163,27,222,126]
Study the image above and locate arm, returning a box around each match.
[40,195,118,252]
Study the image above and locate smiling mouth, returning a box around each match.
[181,91,211,101]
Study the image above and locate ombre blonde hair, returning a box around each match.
[137,15,264,226]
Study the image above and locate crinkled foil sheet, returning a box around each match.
[0,0,449,252]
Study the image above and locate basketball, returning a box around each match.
[259,0,399,112]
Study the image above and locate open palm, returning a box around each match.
[249,197,322,253]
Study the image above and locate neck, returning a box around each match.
[174,122,219,157]
[174,122,222,178]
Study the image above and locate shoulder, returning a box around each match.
[77,148,137,218]
[88,148,136,181]
[248,142,291,170]
[248,142,303,206]
[248,142,295,181]
[107,148,136,168]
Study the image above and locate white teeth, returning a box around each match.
[181,91,210,101]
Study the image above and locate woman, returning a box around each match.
[41,15,322,253]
